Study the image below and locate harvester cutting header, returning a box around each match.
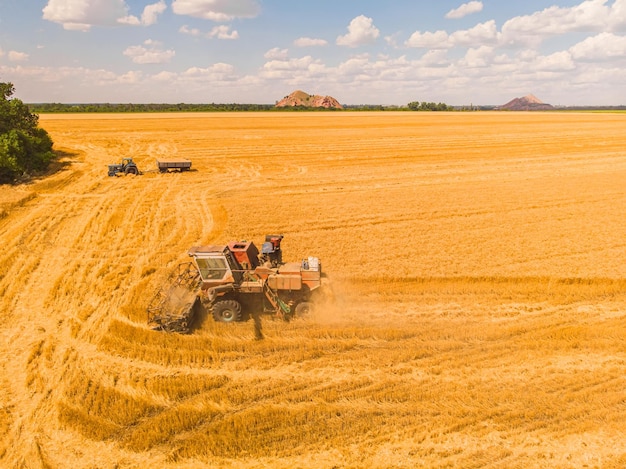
[148,235,324,333]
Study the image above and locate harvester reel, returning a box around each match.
[146,262,202,333]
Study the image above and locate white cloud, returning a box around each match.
[179,24,239,39]
[450,20,499,46]
[409,0,623,54]
[43,0,166,30]
[336,54,371,76]
[294,37,328,47]
[172,0,260,21]
[120,0,167,26]
[337,15,380,47]
[500,0,619,45]
[117,0,167,26]
[571,65,626,90]
[184,63,237,80]
[419,50,449,67]
[261,55,324,80]
[611,0,626,29]
[405,30,450,49]
[43,0,129,31]
[406,20,498,50]
[209,25,239,39]
[263,55,317,72]
[117,15,140,26]
[153,71,178,82]
[535,51,576,71]
[446,1,484,20]
[569,32,626,60]
[3,42,625,106]
[0,48,29,62]
[384,33,402,48]
[118,70,143,84]
[180,25,202,37]
[264,48,289,60]
[123,40,175,64]
[8,51,29,62]
[141,0,166,25]
[461,46,494,67]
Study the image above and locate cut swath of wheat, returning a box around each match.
[1,111,625,468]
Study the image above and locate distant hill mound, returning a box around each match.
[276,90,343,109]
[497,94,554,111]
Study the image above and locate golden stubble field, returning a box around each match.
[1,111,625,468]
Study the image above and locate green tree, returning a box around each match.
[407,100,453,112]
[0,82,54,183]
[407,101,421,111]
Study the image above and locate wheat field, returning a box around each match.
[1,111,625,468]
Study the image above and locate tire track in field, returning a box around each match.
[0,160,107,466]
[37,164,230,437]
[0,135,233,467]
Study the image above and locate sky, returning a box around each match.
[0,0,625,105]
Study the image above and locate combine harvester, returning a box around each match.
[147,235,324,333]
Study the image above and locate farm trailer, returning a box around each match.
[156,159,192,173]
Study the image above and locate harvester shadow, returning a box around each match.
[187,299,264,339]
[188,298,210,332]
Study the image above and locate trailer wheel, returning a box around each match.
[212,300,242,322]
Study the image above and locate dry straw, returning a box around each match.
[1,112,625,468]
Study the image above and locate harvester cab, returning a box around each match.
[188,244,243,286]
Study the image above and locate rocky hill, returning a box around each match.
[276,90,343,109]
[498,94,553,111]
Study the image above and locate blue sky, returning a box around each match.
[1,0,625,105]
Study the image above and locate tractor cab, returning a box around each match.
[121,157,134,168]
[108,157,139,176]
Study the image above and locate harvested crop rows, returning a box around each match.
[1,112,625,468]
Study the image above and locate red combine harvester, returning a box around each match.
[147,235,324,333]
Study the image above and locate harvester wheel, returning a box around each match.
[212,300,242,322]
[294,301,312,318]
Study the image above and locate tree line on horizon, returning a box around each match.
[28,102,626,113]
[30,101,464,113]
